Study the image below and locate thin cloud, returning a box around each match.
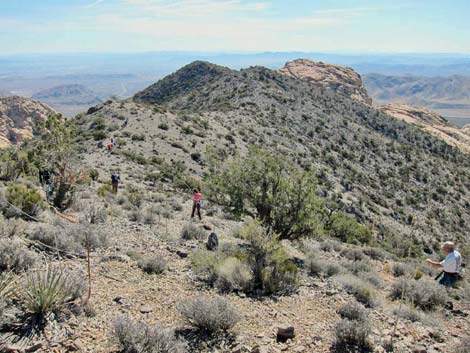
[85,0,106,8]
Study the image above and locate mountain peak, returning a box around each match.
[133,61,232,106]
[278,58,372,105]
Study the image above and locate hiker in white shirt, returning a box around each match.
[426,241,462,287]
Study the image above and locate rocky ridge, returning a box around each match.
[278,58,372,105]
[0,96,56,148]
[377,103,470,153]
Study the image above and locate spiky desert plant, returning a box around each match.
[23,266,70,317]
[0,271,16,301]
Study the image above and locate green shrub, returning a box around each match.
[158,123,169,130]
[215,257,253,293]
[131,133,145,141]
[125,185,144,208]
[178,296,240,335]
[97,184,113,198]
[320,239,343,252]
[138,256,167,274]
[88,168,99,181]
[362,247,387,260]
[208,147,324,240]
[329,213,373,244]
[240,221,298,295]
[191,249,219,283]
[113,316,187,353]
[3,184,45,219]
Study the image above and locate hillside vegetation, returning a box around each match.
[0,60,469,353]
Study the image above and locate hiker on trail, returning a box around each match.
[111,172,120,193]
[191,189,202,220]
[426,241,462,288]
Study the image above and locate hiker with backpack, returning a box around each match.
[191,189,202,220]
[111,172,121,193]
[426,241,463,288]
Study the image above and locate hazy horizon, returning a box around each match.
[1,0,469,55]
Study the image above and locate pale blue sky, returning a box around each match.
[0,0,469,55]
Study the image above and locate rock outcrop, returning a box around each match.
[278,59,372,105]
[0,96,56,148]
[378,103,470,153]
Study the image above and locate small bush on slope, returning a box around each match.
[138,256,167,274]
[215,257,253,293]
[307,258,343,277]
[335,274,379,308]
[338,302,368,322]
[0,238,38,272]
[390,278,448,311]
[2,184,45,219]
[334,318,372,353]
[113,316,187,353]
[178,296,240,336]
[181,223,206,241]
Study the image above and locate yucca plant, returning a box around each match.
[0,271,16,301]
[23,266,70,317]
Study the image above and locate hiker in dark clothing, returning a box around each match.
[111,172,120,193]
[191,189,202,220]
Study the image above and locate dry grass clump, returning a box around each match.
[320,239,343,252]
[138,256,167,274]
[178,296,240,335]
[307,258,343,277]
[335,274,379,308]
[390,278,448,311]
[334,318,372,353]
[113,316,187,353]
[181,223,206,241]
[338,302,368,322]
[28,222,108,256]
[362,247,388,261]
[0,238,39,272]
[340,248,365,261]
[392,263,408,277]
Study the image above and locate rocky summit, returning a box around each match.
[0,96,56,148]
[278,58,372,105]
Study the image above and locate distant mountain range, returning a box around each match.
[363,74,470,121]
[1,52,470,117]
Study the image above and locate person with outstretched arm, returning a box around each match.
[426,241,462,287]
[191,189,202,220]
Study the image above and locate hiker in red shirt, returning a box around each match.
[191,189,202,220]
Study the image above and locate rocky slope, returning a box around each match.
[377,103,470,153]
[76,60,470,253]
[278,59,372,105]
[0,96,56,148]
